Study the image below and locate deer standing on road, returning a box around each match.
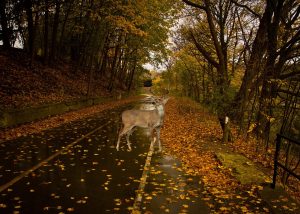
[116,96,169,152]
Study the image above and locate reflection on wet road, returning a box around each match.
[0,99,208,213]
[0,104,151,213]
[0,107,129,185]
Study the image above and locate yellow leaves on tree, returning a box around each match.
[106,15,147,37]
[104,0,156,38]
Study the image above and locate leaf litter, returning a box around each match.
[157,97,298,213]
[0,95,298,213]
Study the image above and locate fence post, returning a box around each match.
[272,134,281,189]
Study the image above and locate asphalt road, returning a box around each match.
[0,102,155,213]
[0,101,209,213]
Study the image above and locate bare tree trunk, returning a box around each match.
[108,34,122,92]
[87,55,94,97]
[0,0,11,49]
[44,0,49,64]
[58,0,73,57]
[233,0,273,122]
[127,60,137,91]
[50,0,61,63]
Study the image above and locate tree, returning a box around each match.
[1,0,178,95]
[232,0,300,142]
[0,0,11,49]
[181,0,237,141]
[23,0,38,62]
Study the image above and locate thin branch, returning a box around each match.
[278,89,300,97]
[284,5,300,28]
[279,70,300,80]
[189,30,219,68]
[182,0,207,11]
[278,28,300,56]
[230,0,261,19]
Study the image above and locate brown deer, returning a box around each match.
[116,96,169,152]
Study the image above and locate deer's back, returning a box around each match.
[121,109,160,127]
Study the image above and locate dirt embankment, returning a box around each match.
[0,49,117,110]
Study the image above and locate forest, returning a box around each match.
[1,0,298,139]
[0,0,300,208]
[168,0,300,144]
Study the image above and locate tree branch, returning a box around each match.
[230,0,261,19]
[278,89,300,97]
[284,5,300,28]
[279,70,300,80]
[278,28,300,56]
[182,0,206,11]
[189,30,219,68]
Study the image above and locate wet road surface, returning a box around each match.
[141,153,209,213]
[0,101,208,213]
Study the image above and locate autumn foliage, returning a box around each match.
[161,97,299,213]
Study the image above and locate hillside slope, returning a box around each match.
[0,49,115,110]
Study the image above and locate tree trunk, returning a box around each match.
[44,0,49,64]
[50,0,61,63]
[127,60,137,91]
[58,0,73,57]
[233,0,273,124]
[0,0,11,49]
[24,0,35,58]
[108,34,122,92]
[253,0,283,143]
[87,55,94,97]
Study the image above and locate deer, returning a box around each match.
[116,96,169,152]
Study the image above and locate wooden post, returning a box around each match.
[223,116,230,143]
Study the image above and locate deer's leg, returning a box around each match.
[116,125,131,151]
[125,127,136,151]
[155,127,162,152]
[116,130,123,151]
[149,128,155,143]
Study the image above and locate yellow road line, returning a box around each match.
[0,123,108,193]
[132,137,156,212]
